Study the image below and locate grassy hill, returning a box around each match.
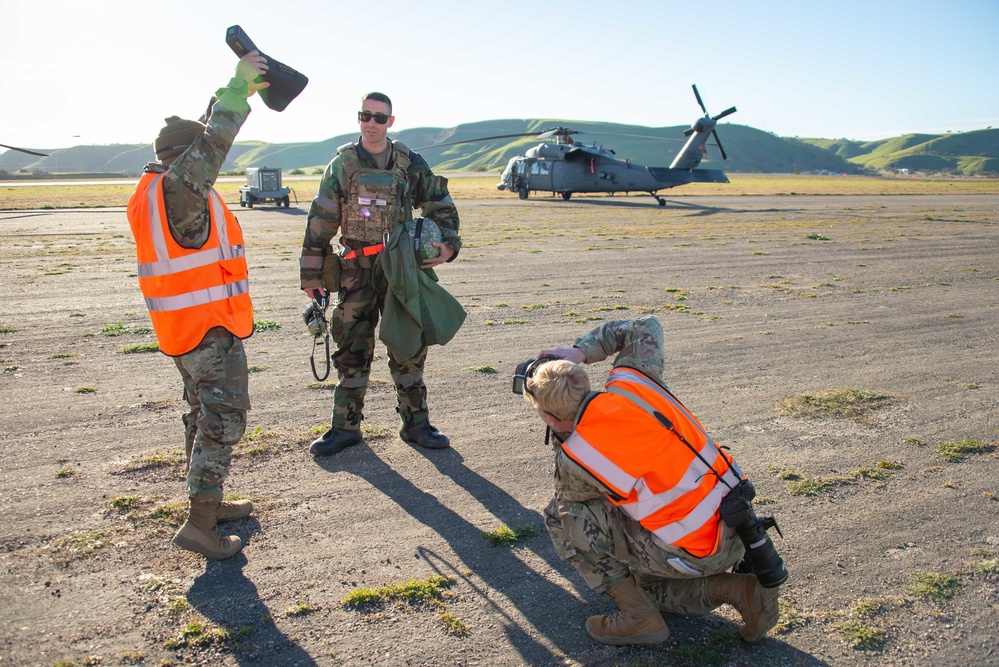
[4,122,996,177]
[797,129,999,175]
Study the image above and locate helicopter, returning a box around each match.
[420,85,736,206]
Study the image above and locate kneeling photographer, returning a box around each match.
[514,316,787,647]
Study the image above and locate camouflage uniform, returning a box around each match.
[544,317,745,609]
[300,140,461,429]
[141,77,254,501]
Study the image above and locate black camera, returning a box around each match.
[719,479,788,588]
[225,25,309,112]
[512,355,559,396]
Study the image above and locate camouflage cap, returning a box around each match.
[154,116,205,161]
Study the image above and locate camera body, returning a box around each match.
[512,355,560,395]
[719,479,788,588]
[225,25,309,112]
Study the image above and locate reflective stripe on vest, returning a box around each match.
[144,278,250,312]
[563,366,742,557]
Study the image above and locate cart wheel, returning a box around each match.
[246,195,255,209]
[282,196,290,208]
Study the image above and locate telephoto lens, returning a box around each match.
[720,480,788,588]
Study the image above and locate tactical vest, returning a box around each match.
[338,140,412,243]
[126,171,254,357]
[563,366,743,558]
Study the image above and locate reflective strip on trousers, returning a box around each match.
[145,279,249,312]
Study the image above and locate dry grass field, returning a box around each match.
[1,178,997,667]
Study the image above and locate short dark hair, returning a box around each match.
[361,92,392,115]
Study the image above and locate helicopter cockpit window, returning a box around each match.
[538,163,550,176]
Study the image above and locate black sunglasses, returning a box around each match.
[358,110,391,125]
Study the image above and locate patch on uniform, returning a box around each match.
[404,218,442,260]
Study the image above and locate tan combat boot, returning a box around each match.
[706,573,780,642]
[216,498,253,523]
[172,498,242,560]
[586,574,671,646]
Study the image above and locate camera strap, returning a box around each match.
[605,385,737,491]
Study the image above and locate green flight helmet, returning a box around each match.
[404,218,442,261]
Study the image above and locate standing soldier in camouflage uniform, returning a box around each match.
[517,317,781,646]
[301,92,461,456]
[126,52,270,560]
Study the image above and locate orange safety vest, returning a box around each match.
[562,367,743,558]
[126,171,254,357]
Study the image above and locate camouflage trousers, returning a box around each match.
[329,265,429,429]
[544,493,745,613]
[174,327,250,502]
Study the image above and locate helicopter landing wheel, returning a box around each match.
[561,191,572,201]
[658,198,666,207]
[518,188,529,200]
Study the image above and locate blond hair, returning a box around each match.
[524,360,590,422]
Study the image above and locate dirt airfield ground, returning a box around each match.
[1,182,998,667]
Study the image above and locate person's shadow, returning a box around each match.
[318,441,596,665]
[187,525,318,667]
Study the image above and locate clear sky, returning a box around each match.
[2,0,997,152]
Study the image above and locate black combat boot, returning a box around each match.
[399,419,449,449]
[309,427,362,457]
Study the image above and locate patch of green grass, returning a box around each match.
[306,380,337,390]
[341,575,455,609]
[253,319,281,332]
[934,439,995,462]
[121,343,159,354]
[778,388,892,420]
[100,322,129,336]
[837,618,886,650]
[501,319,528,325]
[670,628,741,664]
[520,303,545,311]
[122,449,185,473]
[973,557,999,580]
[905,571,961,601]
[75,386,96,394]
[437,610,471,636]
[481,523,540,547]
[903,436,926,446]
[53,530,109,561]
[148,500,188,527]
[466,365,498,374]
[806,233,831,240]
[107,494,149,517]
[285,601,319,617]
[772,599,810,634]
[119,650,144,665]
[851,597,889,618]
[164,596,189,615]
[247,365,268,373]
[50,352,76,359]
[55,465,77,479]
[0,325,16,333]
[235,426,289,457]
[164,616,231,650]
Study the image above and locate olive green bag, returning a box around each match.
[321,249,342,293]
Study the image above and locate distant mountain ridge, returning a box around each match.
[2,120,997,177]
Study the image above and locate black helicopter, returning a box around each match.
[421,85,736,206]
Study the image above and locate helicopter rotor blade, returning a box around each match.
[0,143,49,157]
[711,130,728,160]
[414,127,567,151]
[692,85,707,115]
[713,106,737,121]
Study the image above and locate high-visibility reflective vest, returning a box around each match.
[562,366,743,558]
[127,171,254,357]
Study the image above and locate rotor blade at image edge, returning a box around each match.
[0,143,50,157]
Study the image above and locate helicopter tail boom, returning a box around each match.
[648,167,729,185]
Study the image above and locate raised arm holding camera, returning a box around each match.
[515,316,785,647]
